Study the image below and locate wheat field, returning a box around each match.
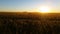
[0,12,60,34]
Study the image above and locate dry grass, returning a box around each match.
[0,12,60,34]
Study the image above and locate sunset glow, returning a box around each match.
[0,0,60,13]
[38,6,50,13]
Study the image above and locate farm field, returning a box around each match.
[0,12,60,34]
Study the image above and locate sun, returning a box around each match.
[39,6,50,13]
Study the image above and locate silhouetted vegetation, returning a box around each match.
[0,12,60,34]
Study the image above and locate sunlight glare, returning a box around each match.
[39,6,50,13]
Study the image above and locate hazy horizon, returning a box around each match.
[0,0,60,13]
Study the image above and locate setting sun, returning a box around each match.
[39,6,50,13]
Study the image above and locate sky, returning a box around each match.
[0,0,60,12]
